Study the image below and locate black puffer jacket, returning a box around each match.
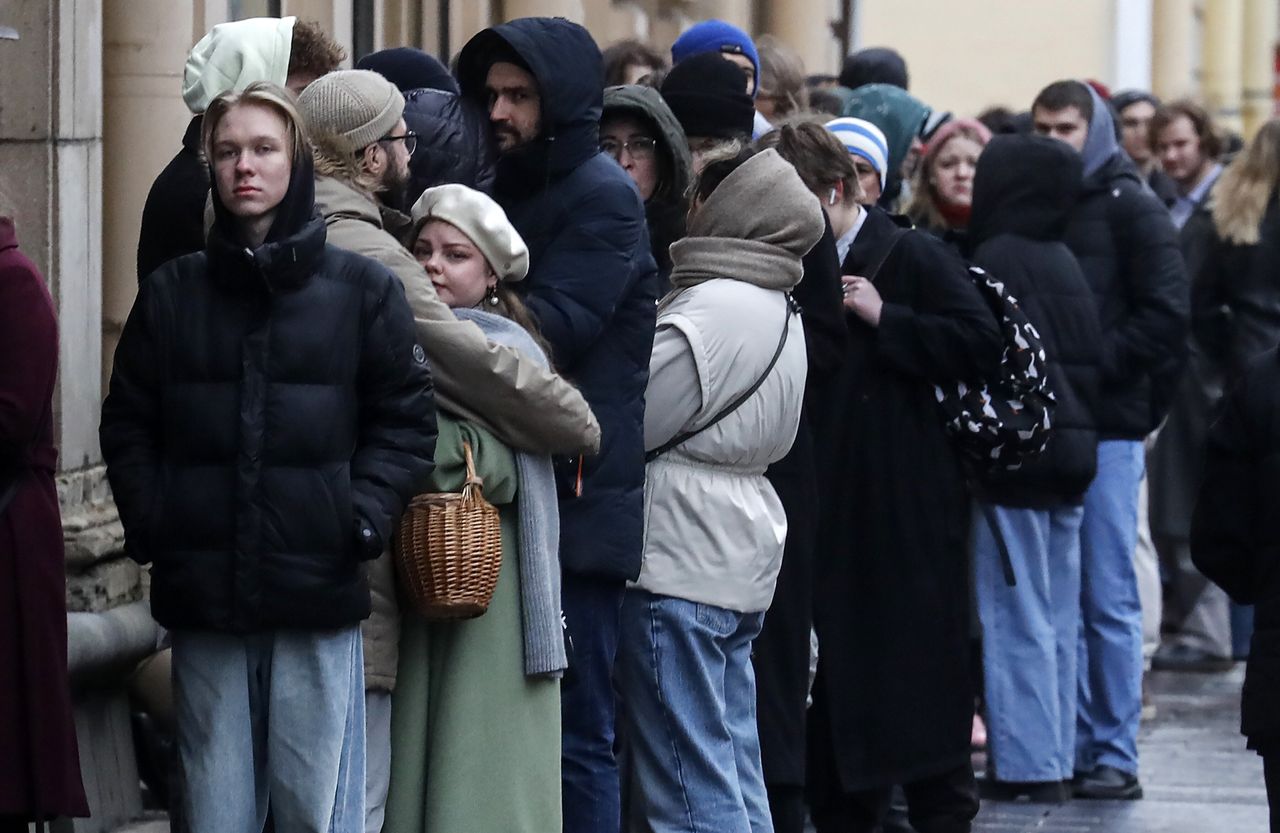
[1061,152,1188,438]
[402,87,497,204]
[968,134,1103,505]
[101,154,437,633]
[1192,348,1280,745]
[458,18,658,581]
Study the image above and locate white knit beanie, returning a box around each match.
[298,70,406,156]
[410,185,530,283]
[183,16,295,114]
[825,117,890,189]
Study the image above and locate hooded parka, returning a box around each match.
[810,205,1002,792]
[602,84,692,292]
[967,134,1103,505]
[458,18,659,581]
[1060,86,1189,438]
[101,152,437,634]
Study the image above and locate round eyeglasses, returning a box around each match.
[379,131,418,158]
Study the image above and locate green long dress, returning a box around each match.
[384,417,562,833]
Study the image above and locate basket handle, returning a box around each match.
[461,440,484,495]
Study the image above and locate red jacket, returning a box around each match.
[0,216,87,818]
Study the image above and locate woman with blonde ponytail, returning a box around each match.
[1200,119,1280,382]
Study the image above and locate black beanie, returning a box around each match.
[660,52,755,141]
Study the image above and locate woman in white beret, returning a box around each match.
[383,184,569,833]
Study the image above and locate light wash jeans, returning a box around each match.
[616,590,773,833]
[172,626,366,833]
[1075,440,1146,776]
[365,689,392,833]
[974,501,1083,782]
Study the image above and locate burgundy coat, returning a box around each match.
[0,217,88,818]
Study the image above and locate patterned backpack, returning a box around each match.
[933,265,1056,474]
[864,227,1055,475]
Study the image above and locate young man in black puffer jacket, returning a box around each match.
[965,133,1103,803]
[101,83,435,833]
[1031,79,1189,801]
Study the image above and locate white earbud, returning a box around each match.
[828,187,838,206]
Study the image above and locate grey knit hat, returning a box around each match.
[298,69,405,155]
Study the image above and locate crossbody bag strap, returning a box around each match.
[646,293,798,463]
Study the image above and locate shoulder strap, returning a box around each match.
[646,293,798,463]
[865,226,909,283]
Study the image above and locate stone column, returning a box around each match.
[1152,0,1197,99]
[501,0,586,22]
[584,0,648,45]
[762,0,837,81]
[1202,0,1245,134]
[283,0,355,63]
[695,0,752,31]
[1242,0,1277,138]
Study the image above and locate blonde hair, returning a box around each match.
[1213,119,1280,245]
[311,135,382,194]
[907,123,988,230]
[756,35,808,119]
[202,81,310,167]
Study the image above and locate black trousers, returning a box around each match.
[767,783,808,833]
[809,762,978,833]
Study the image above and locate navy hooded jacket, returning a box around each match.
[458,18,659,581]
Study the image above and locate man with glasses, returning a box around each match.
[299,67,604,833]
[457,19,658,833]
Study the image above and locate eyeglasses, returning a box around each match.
[601,136,657,160]
[379,132,418,158]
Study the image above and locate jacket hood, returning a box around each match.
[402,87,497,204]
[969,134,1082,246]
[208,150,325,291]
[1080,81,1122,179]
[183,16,294,114]
[456,17,603,188]
[356,47,459,94]
[603,84,692,204]
[841,83,930,178]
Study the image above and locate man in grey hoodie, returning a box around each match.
[1031,79,1189,801]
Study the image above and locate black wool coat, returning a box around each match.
[1152,193,1280,538]
[101,162,437,633]
[754,218,847,788]
[137,115,209,283]
[1192,348,1280,747]
[457,18,659,581]
[1060,152,1189,438]
[810,206,1002,791]
[967,135,1103,506]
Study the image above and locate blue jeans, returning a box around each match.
[561,573,626,833]
[974,502,1083,782]
[617,590,773,833]
[172,626,365,833]
[1076,440,1145,776]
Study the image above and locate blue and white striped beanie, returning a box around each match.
[825,117,890,189]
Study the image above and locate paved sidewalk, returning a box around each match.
[974,665,1269,832]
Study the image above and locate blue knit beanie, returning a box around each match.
[672,20,760,99]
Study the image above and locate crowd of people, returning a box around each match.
[6,10,1280,833]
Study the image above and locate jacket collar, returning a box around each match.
[207,214,326,294]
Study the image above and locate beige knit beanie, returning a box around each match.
[410,184,530,283]
[298,69,405,156]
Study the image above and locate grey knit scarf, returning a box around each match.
[454,308,567,678]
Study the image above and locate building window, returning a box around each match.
[230,0,282,19]
[353,0,375,62]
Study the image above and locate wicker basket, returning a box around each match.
[394,441,502,620]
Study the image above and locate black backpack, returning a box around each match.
[868,229,1055,475]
